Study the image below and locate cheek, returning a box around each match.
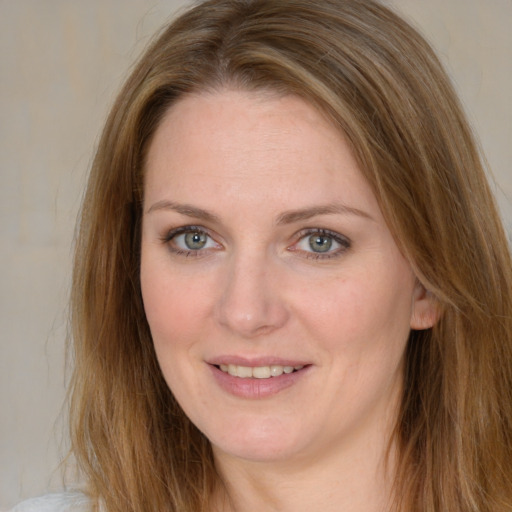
[140,256,214,349]
[142,279,209,346]
[140,259,216,407]
[292,264,415,357]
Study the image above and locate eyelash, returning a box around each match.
[290,228,351,260]
[161,225,218,257]
[161,226,351,259]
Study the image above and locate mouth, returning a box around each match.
[208,360,311,398]
[215,364,306,379]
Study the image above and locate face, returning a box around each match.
[140,90,432,466]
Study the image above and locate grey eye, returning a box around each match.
[167,226,220,254]
[293,229,349,258]
[308,234,333,253]
[184,231,208,250]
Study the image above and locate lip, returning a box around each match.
[207,359,312,399]
[207,355,310,367]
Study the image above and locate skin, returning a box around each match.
[140,89,437,512]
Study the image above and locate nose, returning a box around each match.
[214,252,289,339]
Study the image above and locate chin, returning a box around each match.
[205,416,310,464]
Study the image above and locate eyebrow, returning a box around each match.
[276,203,373,224]
[147,200,372,224]
[146,200,220,223]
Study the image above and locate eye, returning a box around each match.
[291,229,350,259]
[306,234,335,253]
[180,231,209,250]
[164,226,220,256]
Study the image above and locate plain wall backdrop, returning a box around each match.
[1,0,510,509]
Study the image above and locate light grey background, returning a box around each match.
[1,1,510,509]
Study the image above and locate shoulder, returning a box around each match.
[9,492,91,512]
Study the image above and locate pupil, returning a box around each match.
[185,232,207,250]
[309,234,332,253]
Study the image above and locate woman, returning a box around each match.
[13,0,512,511]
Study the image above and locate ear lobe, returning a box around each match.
[410,282,441,330]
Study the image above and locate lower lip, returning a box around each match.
[209,365,310,399]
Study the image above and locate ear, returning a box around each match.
[410,281,441,330]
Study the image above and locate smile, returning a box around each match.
[218,364,305,379]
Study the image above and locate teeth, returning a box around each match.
[219,364,304,379]
[235,364,252,378]
[253,366,271,379]
[270,365,284,377]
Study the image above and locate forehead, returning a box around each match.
[144,89,380,218]
[146,89,341,167]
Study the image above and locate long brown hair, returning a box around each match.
[69,1,512,510]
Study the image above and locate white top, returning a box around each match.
[9,493,91,512]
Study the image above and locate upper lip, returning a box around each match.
[207,356,311,367]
